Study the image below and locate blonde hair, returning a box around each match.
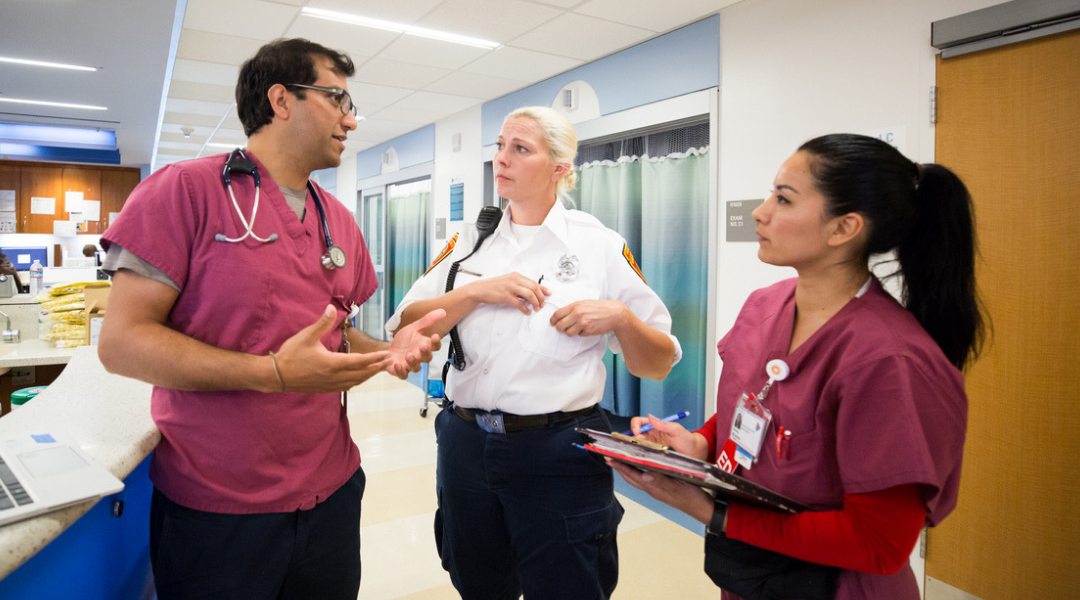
[505,106,578,194]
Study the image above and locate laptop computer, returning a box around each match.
[0,433,124,527]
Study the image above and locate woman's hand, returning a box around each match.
[550,300,627,337]
[609,460,716,526]
[466,272,550,315]
[627,415,710,461]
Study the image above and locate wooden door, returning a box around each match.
[929,29,1080,599]
[62,167,102,234]
[100,168,140,232]
[19,166,63,233]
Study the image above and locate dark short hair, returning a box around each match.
[236,38,355,136]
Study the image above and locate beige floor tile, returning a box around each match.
[613,520,720,599]
[351,406,441,440]
[393,583,459,599]
[361,463,438,527]
[615,492,666,534]
[355,429,439,474]
[360,512,453,599]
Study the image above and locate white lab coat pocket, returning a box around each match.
[517,284,600,360]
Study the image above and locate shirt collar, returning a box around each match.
[498,198,572,248]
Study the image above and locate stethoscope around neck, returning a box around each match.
[215,148,346,270]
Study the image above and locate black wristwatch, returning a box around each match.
[706,498,729,537]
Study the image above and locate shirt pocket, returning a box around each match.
[517,283,601,359]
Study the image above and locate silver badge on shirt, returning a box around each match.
[556,253,579,282]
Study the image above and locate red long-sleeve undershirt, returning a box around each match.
[695,418,926,575]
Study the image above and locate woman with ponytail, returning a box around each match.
[613,134,984,600]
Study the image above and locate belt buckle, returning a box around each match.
[475,412,506,434]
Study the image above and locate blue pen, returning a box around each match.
[621,411,689,436]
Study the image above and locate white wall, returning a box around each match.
[335,152,358,215]
[715,0,1001,339]
[432,106,484,255]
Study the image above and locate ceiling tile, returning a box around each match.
[211,128,249,141]
[574,0,727,33]
[305,0,444,24]
[461,46,581,82]
[176,30,268,66]
[183,0,299,41]
[509,13,653,60]
[424,71,527,99]
[157,138,208,150]
[417,0,562,43]
[285,14,399,58]
[397,91,479,113]
[169,81,237,105]
[419,0,564,44]
[370,105,452,125]
[172,59,241,87]
[353,118,422,140]
[163,112,229,128]
[376,36,490,71]
[352,58,451,89]
[345,82,414,106]
[221,115,246,132]
[531,0,584,7]
[159,130,211,144]
[165,98,235,117]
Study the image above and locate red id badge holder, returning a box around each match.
[716,359,790,473]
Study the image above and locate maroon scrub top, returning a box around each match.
[102,152,376,514]
[714,278,966,600]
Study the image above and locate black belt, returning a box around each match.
[451,403,597,433]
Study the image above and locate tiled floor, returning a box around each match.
[349,373,720,599]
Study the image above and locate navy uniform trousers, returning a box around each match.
[434,406,624,600]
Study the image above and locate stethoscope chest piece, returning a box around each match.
[323,245,347,270]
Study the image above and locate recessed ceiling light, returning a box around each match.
[205,142,241,149]
[0,97,107,111]
[0,56,99,72]
[301,7,501,50]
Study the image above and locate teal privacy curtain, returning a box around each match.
[387,180,430,321]
[568,123,710,429]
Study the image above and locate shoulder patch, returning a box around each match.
[425,233,458,276]
[622,244,646,284]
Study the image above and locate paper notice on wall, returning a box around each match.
[0,190,15,212]
[109,211,121,223]
[0,213,15,233]
[53,219,77,236]
[82,200,100,222]
[31,197,56,215]
[65,190,84,213]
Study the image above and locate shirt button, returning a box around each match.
[483,368,489,375]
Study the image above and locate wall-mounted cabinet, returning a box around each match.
[0,161,140,234]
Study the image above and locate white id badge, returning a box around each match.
[729,392,772,469]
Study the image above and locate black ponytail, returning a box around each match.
[799,134,985,370]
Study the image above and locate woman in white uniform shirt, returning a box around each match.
[387,106,681,600]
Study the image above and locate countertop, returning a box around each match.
[0,295,38,307]
[0,347,156,578]
[0,339,78,375]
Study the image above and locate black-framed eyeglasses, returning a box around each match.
[284,83,358,118]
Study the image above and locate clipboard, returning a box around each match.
[575,428,809,514]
